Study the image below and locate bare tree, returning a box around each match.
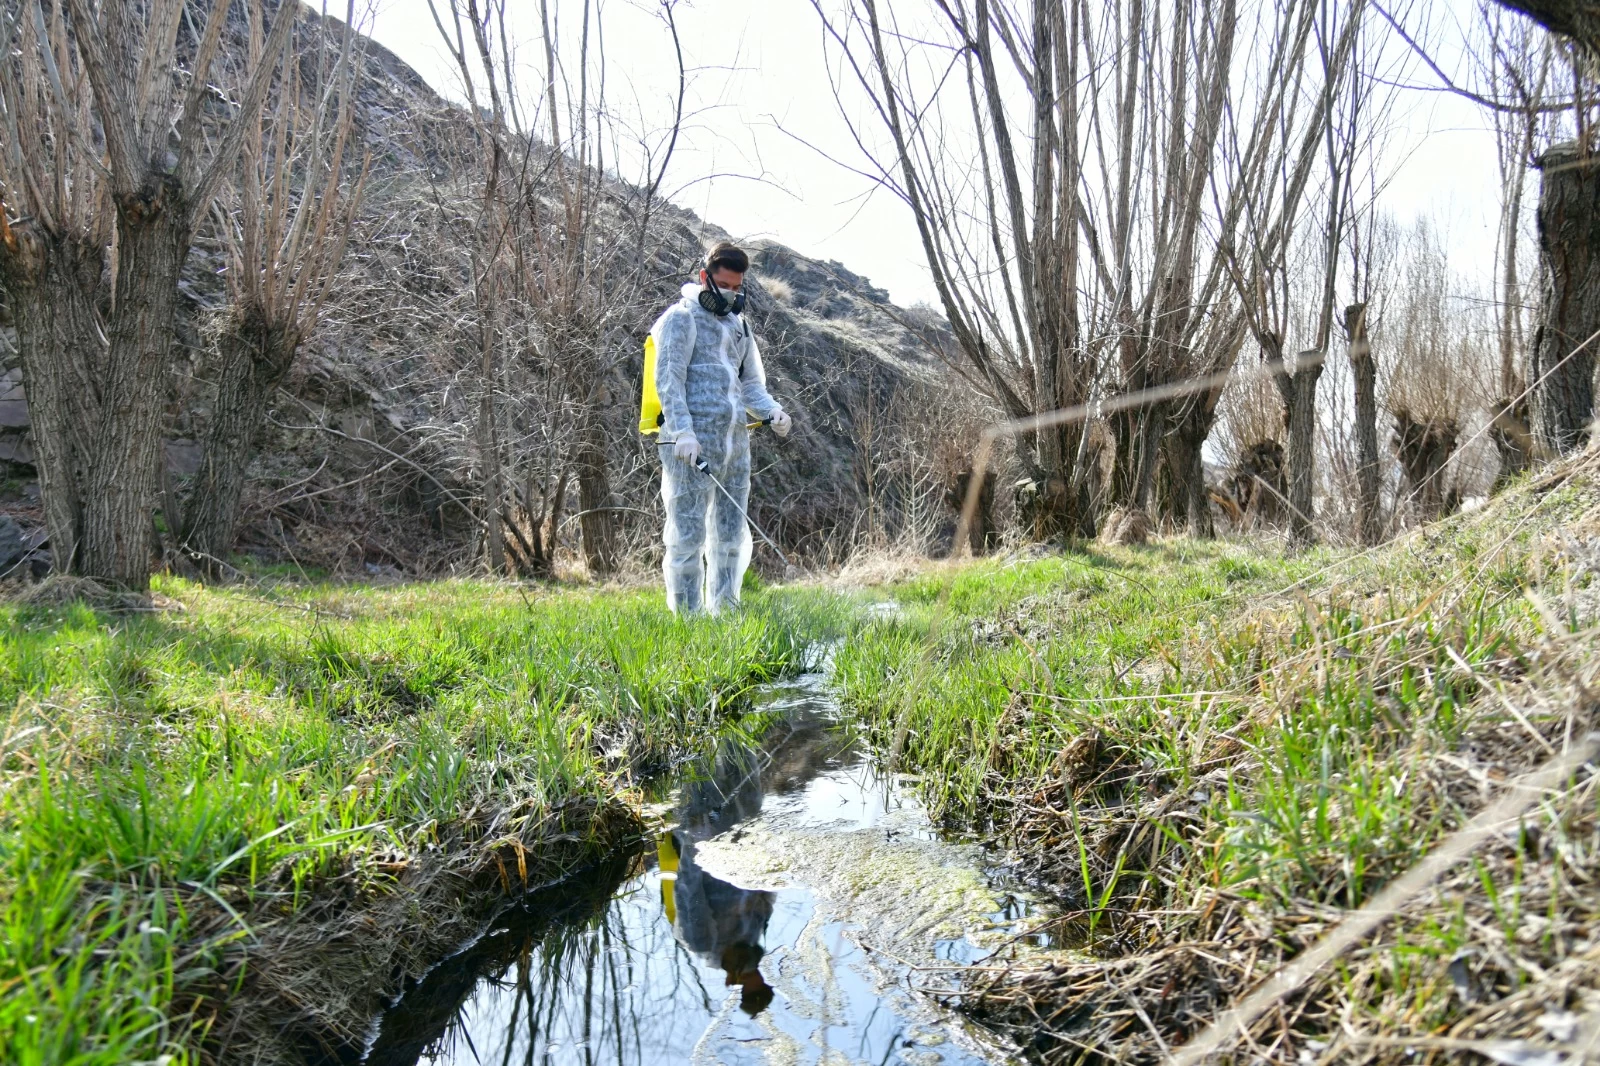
[0,0,295,588]
[1344,299,1381,540]
[1338,203,1387,545]
[425,0,688,579]
[1384,219,1494,523]
[1221,0,1366,545]
[1477,10,1550,482]
[1494,0,1600,64]
[179,1,370,575]
[425,0,519,575]
[812,0,1358,541]
[1095,0,1242,530]
[1336,3,1412,547]
[1378,2,1581,478]
[805,0,1094,539]
[1529,138,1600,455]
[1477,1,1598,455]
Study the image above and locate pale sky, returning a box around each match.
[364,0,1510,310]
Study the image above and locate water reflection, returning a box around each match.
[660,738,777,1017]
[364,687,1003,1066]
[359,853,639,1065]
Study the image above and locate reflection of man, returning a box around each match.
[658,740,776,1014]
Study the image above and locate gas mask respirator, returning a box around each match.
[698,277,746,317]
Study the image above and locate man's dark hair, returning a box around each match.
[705,241,749,274]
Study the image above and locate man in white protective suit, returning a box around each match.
[648,242,792,614]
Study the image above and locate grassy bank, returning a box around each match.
[0,579,844,1064]
[833,540,1324,822]
[834,456,1600,1063]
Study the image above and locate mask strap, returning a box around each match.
[712,276,744,315]
[702,276,732,316]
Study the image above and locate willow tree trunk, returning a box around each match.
[479,386,504,573]
[575,406,616,576]
[1394,412,1460,521]
[1111,398,1164,514]
[1023,408,1097,540]
[1531,143,1600,456]
[1,191,187,588]
[1019,403,1097,540]
[181,308,300,575]
[0,231,103,569]
[81,193,188,587]
[1159,392,1218,537]
[476,300,505,574]
[1032,399,1098,539]
[1272,341,1322,546]
[1234,440,1287,526]
[1346,304,1381,545]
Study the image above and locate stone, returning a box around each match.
[165,439,203,476]
[0,433,33,465]
[0,514,23,573]
[0,368,28,429]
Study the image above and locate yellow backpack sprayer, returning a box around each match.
[657,831,679,924]
[638,317,752,435]
[638,334,667,435]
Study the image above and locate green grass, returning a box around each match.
[0,578,846,1064]
[835,519,1574,902]
[834,540,1327,821]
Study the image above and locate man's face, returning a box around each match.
[703,265,745,292]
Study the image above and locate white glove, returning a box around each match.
[672,432,700,464]
[771,409,792,438]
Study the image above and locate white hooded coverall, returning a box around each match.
[650,282,784,614]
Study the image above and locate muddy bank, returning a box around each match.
[207,796,643,1065]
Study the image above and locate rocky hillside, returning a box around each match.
[0,6,953,579]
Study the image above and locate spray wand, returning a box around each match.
[693,456,791,567]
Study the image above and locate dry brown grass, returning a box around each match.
[1099,507,1151,546]
[890,447,1600,1064]
[758,275,795,305]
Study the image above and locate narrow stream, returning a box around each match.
[362,665,1045,1066]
